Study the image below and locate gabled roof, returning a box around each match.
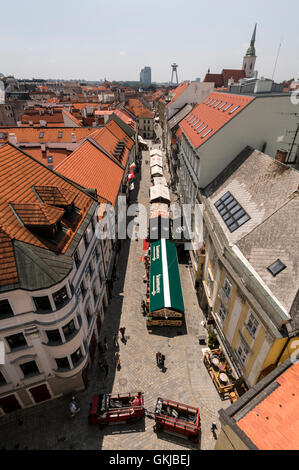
[222,69,246,86]
[180,92,254,149]
[167,81,190,106]
[203,147,299,316]
[34,186,77,206]
[62,109,83,127]
[0,143,96,289]
[56,139,124,206]
[0,127,96,144]
[11,202,65,227]
[126,99,154,118]
[237,360,299,450]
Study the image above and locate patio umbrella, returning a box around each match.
[129,162,136,170]
[127,172,135,181]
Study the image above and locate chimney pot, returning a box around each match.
[8,133,17,145]
[71,132,76,143]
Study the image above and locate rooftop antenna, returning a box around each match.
[272,39,282,81]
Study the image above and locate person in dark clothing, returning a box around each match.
[119,327,126,342]
[156,352,162,366]
[113,333,119,348]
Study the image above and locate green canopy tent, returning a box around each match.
[148,239,184,325]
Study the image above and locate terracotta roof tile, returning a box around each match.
[56,140,124,206]
[180,92,255,149]
[126,99,154,118]
[167,81,190,106]
[0,143,93,252]
[11,203,65,226]
[237,361,299,450]
[0,228,18,286]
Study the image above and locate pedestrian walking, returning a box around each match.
[160,354,165,369]
[156,351,162,366]
[119,327,126,342]
[115,352,121,369]
[113,333,119,348]
[104,337,108,351]
[69,396,80,417]
[211,422,217,432]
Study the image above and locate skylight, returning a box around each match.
[205,98,213,105]
[201,129,213,138]
[267,259,286,277]
[223,104,232,112]
[229,105,240,114]
[39,132,44,138]
[214,100,222,108]
[197,125,208,134]
[194,121,202,130]
[218,102,227,110]
[58,131,63,138]
[191,119,199,127]
[209,99,217,106]
[215,191,250,232]
[186,115,193,122]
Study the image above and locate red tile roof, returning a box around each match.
[0,143,95,285]
[180,92,254,149]
[56,140,124,206]
[237,361,299,450]
[126,99,154,118]
[222,69,246,86]
[112,109,136,131]
[167,81,190,106]
[62,109,83,127]
[0,127,96,143]
[11,202,65,226]
[203,73,224,87]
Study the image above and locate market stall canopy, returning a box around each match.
[150,203,169,218]
[153,176,167,187]
[149,239,184,313]
[150,155,163,168]
[151,165,163,177]
[150,184,170,204]
[150,149,162,157]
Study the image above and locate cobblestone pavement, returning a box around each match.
[0,132,230,450]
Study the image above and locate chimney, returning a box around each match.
[71,132,76,143]
[275,149,288,163]
[8,133,17,145]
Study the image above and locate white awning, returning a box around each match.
[150,203,169,219]
[150,149,162,157]
[153,176,167,186]
[150,184,171,203]
[151,165,163,177]
[150,155,163,168]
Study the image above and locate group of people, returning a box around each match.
[97,327,127,376]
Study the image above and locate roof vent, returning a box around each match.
[267,259,286,277]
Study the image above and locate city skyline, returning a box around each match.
[0,0,298,83]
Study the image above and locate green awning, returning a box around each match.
[149,239,185,313]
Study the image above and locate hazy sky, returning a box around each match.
[1,0,298,83]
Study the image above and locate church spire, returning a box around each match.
[246,23,257,57]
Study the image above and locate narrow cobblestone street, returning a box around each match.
[0,133,229,450]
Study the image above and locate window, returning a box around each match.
[33,295,52,312]
[0,371,7,385]
[55,357,70,370]
[211,250,217,268]
[246,313,259,337]
[207,273,213,295]
[20,360,39,377]
[229,105,240,114]
[201,129,213,139]
[223,104,232,112]
[222,278,232,298]
[74,250,80,268]
[48,156,53,163]
[39,132,44,138]
[197,125,208,135]
[85,306,92,325]
[236,341,249,364]
[218,102,227,110]
[58,131,63,138]
[71,347,83,366]
[218,302,227,324]
[215,191,250,232]
[53,286,68,309]
[63,319,76,340]
[267,259,286,277]
[6,333,27,350]
[0,299,14,319]
[46,329,62,343]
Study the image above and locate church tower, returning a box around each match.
[243,24,257,78]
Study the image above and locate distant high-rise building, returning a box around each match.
[140,67,151,88]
